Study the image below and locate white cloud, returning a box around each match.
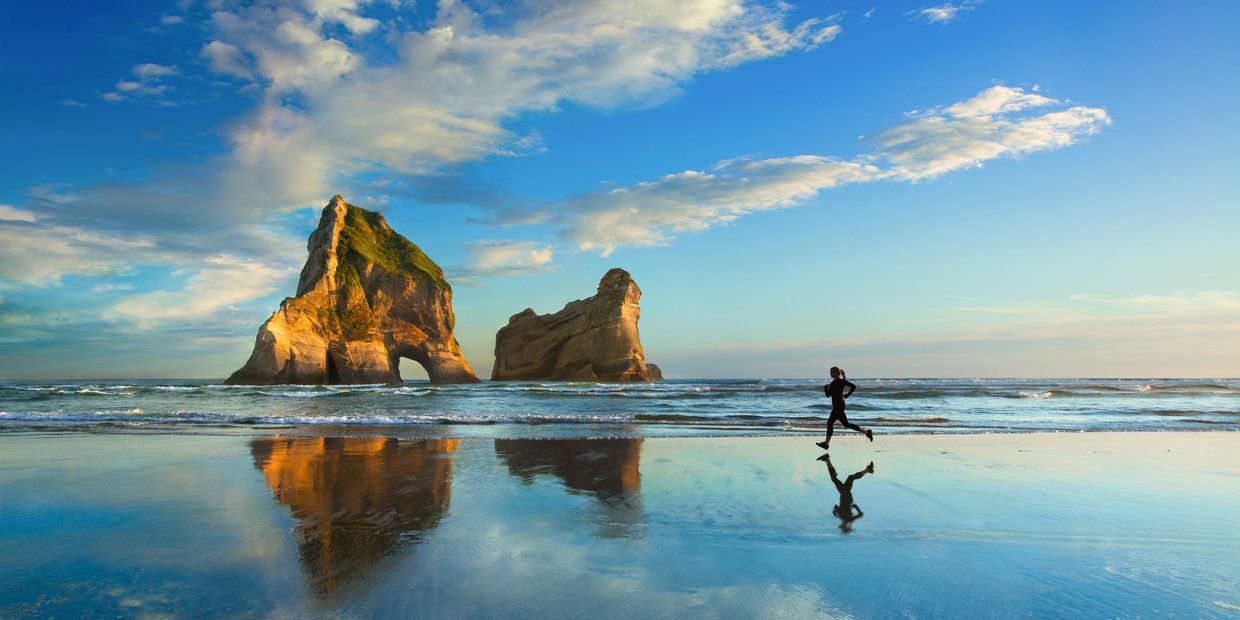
[0,220,157,287]
[1067,291,1240,315]
[201,40,255,79]
[109,255,295,328]
[208,5,362,94]
[451,240,555,282]
[159,15,184,26]
[0,204,41,223]
[133,63,178,79]
[876,85,1111,180]
[913,3,973,24]
[554,85,1110,254]
[115,80,153,93]
[26,183,78,205]
[560,158,880,255]
[942,85,1053,117]
[101,63,180,101]
[57,99,86,107]
[89,282,137,294]
[198,0,843,185]
[710,17,842,67]
[469,241,554,272]
[304,0,381,34]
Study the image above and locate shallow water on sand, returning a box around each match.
[1,378,1237,435]
[1,431,1237,618]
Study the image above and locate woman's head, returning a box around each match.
[830,366,844,379]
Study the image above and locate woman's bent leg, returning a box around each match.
[839,411,874,442]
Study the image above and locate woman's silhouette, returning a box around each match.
[817,366,872,450]
[818,453,874,534]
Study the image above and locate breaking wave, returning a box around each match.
[1019,391,1053,399]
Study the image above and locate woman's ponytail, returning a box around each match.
[839,368,847,380]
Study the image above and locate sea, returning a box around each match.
[1,378,1236,437]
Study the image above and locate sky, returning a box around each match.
[0,0,1237,379]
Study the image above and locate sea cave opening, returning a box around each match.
[326,351,341,384]
[397,356,430,384]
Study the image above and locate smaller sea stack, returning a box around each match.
[492,268,662,382]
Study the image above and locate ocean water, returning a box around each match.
[1,378,1236,436]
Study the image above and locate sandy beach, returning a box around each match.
[1,430,1237,618]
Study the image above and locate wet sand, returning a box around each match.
[1,431,1238,618]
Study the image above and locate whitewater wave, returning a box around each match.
[258,390,350,398]
[875,416,951,424]
[59,388,137,396]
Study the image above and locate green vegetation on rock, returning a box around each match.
[334,260,375,340]
[337,204,450,291]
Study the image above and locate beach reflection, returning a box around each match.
[250,437,458,599]
[819,453,875,534]
[494,438,644,537]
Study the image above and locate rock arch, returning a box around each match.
[226,196,479,385]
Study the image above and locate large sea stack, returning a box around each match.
[492,268,662,382]
[226,196,479,385]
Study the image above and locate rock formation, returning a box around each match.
[492,268,662,382]
[226,196,479,385]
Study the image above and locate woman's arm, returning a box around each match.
[844,380,857,398]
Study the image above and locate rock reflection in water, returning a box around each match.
[250,437,458,599]
[494,438,643,537]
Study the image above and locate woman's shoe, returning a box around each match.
[866,430,873,442]
[816,441,830,450]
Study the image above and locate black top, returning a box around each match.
[824,378,857,404]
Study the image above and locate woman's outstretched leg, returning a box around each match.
[841,420,873,442]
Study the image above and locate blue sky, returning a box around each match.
[1,0,1237,379]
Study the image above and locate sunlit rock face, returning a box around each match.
[494,438,644,537]
[491,269,662,382]
[226,195,478,385]
[250,437,459,599]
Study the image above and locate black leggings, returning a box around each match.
[826,407,866,441]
